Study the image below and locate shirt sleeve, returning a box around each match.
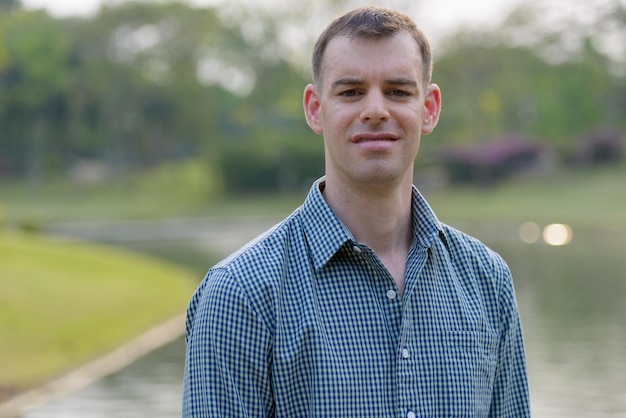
[489,255,531,417]
[182,268,274,417]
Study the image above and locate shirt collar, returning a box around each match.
[301,179,354,270]
[410,184,444,250]
[301,178,448,270]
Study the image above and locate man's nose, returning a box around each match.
[360,90,390,124]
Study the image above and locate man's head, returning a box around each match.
[311,7,433,89]
[303,7,441,190]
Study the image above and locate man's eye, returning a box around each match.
[390,89,410,97]
[341,89,359,97]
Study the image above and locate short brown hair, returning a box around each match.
[311,7,433,87]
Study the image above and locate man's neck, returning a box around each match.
[322,176,414,293]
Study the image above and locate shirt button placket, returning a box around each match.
[401,348,410,359]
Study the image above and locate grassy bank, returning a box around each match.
[1,163,624,227]
[423,164,626,228]
[0,232,196,395]
[0,160,303,224]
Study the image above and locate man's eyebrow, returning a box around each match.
[386,78,418,87]
[331,77,419,89]
[331,78,364,89]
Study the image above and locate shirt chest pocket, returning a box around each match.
[444,331,498,417]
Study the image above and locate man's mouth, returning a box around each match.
[352,134,399,143]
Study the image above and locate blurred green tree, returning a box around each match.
[0,0,623,193]
[0,0,20,13]
[0,10,71,184]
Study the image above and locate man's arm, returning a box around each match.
[489,261,531,417]
[183,268,274,417]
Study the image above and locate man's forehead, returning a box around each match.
[322,33,424,84]
[325,32,414,50]
[324,33,421,63]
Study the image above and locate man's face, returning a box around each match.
[304,32,441,189]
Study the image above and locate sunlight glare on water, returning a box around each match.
[519,221,541,244]
[543,223,573,246]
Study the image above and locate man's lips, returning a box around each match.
[352,133,400,143]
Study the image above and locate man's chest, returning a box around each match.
[270,252,498,417]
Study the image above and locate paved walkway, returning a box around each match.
[0,314,185,418]
[46,216,281,255]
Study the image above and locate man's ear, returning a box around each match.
[304,84,323,135]
[422,84,442,135]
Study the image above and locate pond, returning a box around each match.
[20,220,626,417]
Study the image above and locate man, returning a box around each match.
[183,6,530,417]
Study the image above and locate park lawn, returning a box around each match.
[0,159,299,224]
[0,232,197,392]
[1,162,624,227]
[423,164,626,228]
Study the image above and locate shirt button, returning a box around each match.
[353,246,362,254]
[407,411,416,418]
[402,348,410,359]
[386,289,397,300]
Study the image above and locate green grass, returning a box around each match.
[0,159,306,224]
[2,162,624,227]
[0,232,197,391]
[423,164,626,228]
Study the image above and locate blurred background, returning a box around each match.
[0,0,625,416]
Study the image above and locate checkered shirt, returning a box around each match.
[183,179,530,417]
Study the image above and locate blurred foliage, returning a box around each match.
[568,126,625,166]
[16,208,42,234]
[0,0,624,193]
[440,135,547,187]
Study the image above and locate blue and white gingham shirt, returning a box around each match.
[183,179,530,417]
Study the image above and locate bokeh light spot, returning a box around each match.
[543,223,573,246]
[519,222,541,244]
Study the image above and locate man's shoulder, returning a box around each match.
[189,207,310,331]
[211,206,307,280]
[440,222,509,272]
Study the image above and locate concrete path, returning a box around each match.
[45,216,281,255]
[0,314,185,418]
